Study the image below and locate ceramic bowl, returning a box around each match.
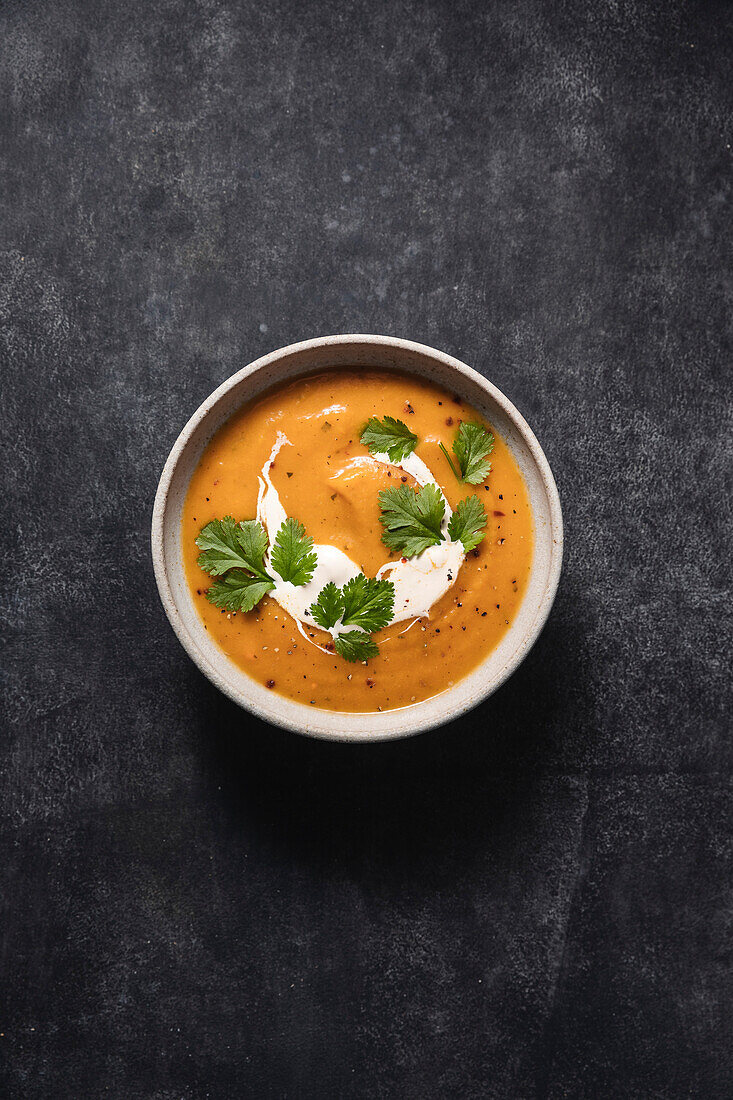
[152,334,563,741]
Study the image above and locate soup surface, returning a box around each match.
[182,369,533,712]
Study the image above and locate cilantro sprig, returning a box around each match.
[378,482,488,558]
[196,516,274,611]
[270,517,317,585]
[196,516,271,579]
[378,483,446,557]
[439,421,494,484]
[309,574,395,662]
[334,632,380,663]
[196,514,316,613]
[360,416,418,463]
[309,582,343,630]
[341,574,395,631]
[447,495,487,553]
[205,572,275,613]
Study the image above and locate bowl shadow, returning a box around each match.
[193,610,576,876]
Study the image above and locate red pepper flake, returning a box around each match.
[472,549,480,558]
[401,557,407,563]
[493,510,505,517]
[404,402,414,415]
[401,476,407,482]
[445,416,453,426]
[366,677,375,688]
[265,679,276,689]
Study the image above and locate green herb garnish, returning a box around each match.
[439,421,494,484]
[309,574,395,662]
[196,517,274,612]
[340,574,395,631]
[196,516,271,578]
[334,632,380,663]
[378,483,446,558]
[196,514,315,614]
[309,581,343,630]
[447,494,487,552]
[270,517,317,586]
[360,416,418,463]
[204,571,275,613]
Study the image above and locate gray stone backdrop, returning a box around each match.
[1,1,731,1096]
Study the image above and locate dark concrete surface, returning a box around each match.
[1,0,731,1096]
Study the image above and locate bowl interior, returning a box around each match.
[152,336,562,741]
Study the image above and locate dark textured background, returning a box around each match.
[1,0,731,1096]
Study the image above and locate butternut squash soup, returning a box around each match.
[182,370,533,712]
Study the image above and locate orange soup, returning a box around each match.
[182,370,533,712]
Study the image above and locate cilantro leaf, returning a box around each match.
[270,517,317,586]
[360,416,418,463]
[205,569,274,612]
[232,519,272,577]
[448,495,487,552]
[340,574,395,631]
[333,631,380,663]
[196,516,271,579]
[441,421,494,484]
[378,483,446,557]
[309,582,344,630]
[309,573,394,661]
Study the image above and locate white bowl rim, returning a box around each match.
[151,333,563,742]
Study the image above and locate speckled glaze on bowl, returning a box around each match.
[152,335,563,741]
